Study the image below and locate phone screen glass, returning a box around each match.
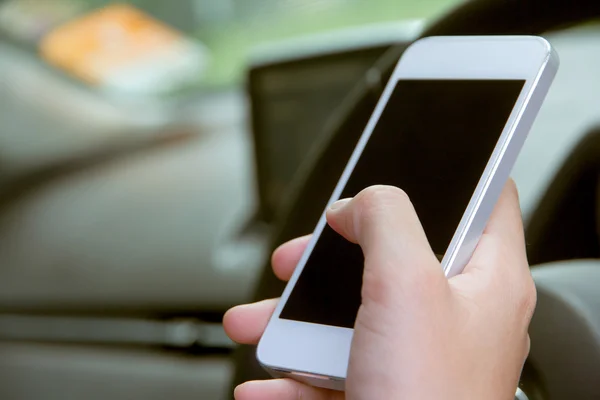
[280,79,525,328]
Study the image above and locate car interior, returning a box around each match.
[1,0,600,399]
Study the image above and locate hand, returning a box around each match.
[224,181,535,400]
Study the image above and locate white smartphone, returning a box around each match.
[257,36,559,391]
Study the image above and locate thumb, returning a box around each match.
[326,185,442,296]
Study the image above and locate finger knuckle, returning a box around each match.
[357,185,411,216]
[516,276,537,322]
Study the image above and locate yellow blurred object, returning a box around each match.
[39,3,208,95]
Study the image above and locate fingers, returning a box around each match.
[223,299,278,345]
[223,236,310,346]
[461,180,536,323]
[272,235,312,281]
[234,379,343,400]
[326,186,442,302]
[467,179,529,278]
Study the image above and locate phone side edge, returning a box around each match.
[444,45,559,278]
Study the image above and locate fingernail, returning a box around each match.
[329,198,351,210]
[233,384,242,398]
[234,381,262,398]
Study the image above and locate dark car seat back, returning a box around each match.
[526,126,600,265]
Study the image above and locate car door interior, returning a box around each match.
[231,0,600,399]
[0,122,261,399]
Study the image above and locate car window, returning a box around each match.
[191,0,461,88]
[0,0,461,94]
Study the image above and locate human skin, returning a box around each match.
[224,181,535,400]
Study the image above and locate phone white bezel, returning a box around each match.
[257,36,559,387]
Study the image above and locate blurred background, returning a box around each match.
[0,0,599,399]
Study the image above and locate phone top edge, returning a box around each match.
[394,36,553,81]
[414,34,552,45]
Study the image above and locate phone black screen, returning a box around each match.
[279,79,525,328]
